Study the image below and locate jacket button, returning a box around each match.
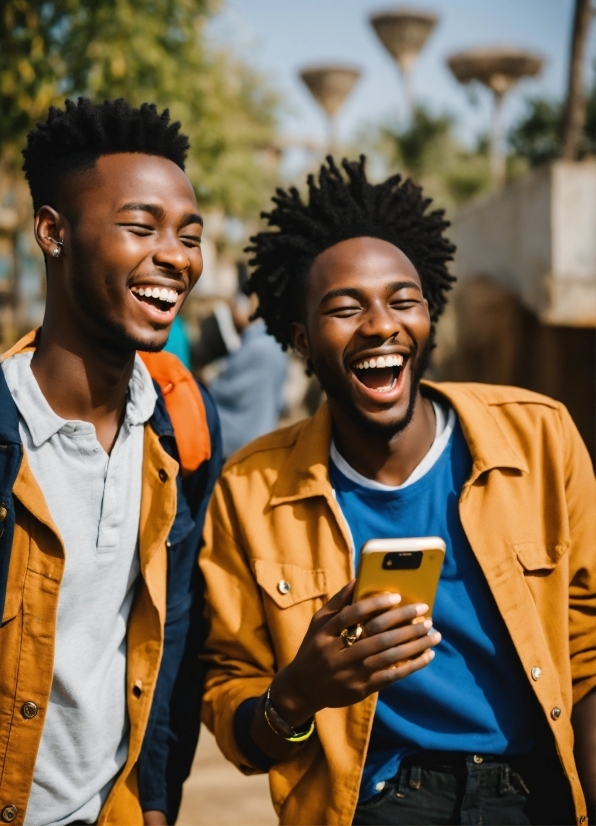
[0,506,7,522]
[551,706,562,720]
[158,469,168,482]
[531,666,542,680]
[580,816,586,823]
[1,806,17,823]
[21,701,38,719]
[277,580,291,595]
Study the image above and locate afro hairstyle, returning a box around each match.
[22,97,190,213]
[245,155,456,351]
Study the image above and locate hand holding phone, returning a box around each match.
[354,537,446,620]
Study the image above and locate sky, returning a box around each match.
[209,0,596,153]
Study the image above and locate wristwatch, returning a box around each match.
[263,684,316,743]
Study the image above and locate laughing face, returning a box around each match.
[291,236,432,437]
[48,152,203,353]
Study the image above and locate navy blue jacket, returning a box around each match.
[0,366,222,822]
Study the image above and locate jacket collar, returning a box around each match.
[270,379,528,507]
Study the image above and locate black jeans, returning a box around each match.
[353,751,575,826]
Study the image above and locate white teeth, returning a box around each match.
[353,354,405,370]
[132,285,179,304]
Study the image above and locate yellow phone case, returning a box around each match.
[353,537,446,616]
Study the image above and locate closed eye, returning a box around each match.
[180,234,202,247]
[118,222,154,235]
[323,303,362,317]
[390,299,420,309]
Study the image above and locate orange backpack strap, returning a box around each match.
[138,351,211,476]
[1,328,40,359]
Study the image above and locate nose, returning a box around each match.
[360,300,400,342]
[153,232,191,274]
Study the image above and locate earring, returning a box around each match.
[46,236,63,258]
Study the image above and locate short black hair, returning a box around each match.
[246,155,456,350]
[22,97,190,213]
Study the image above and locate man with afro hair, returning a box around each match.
[200,157,595,825]
[0,98,222,825]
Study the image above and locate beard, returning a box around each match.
[317,336,433,440]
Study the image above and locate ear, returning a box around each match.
[34,207,65,259]
[289,321,311,362]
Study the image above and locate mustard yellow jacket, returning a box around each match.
[201,381,596,826]
[0,334,221,825]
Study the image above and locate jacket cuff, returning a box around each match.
[141,800,168,815]
[234,697,277,772]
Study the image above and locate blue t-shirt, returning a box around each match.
[329,409,539,801]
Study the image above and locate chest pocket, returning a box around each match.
[253,560,327,609]
[513,541,568,573]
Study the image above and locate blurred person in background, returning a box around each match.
[163,314,192,369]
[199,158,595,826]
[206,290,288,460]
[0,98,222,826]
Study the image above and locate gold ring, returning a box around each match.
[340,624,363,647]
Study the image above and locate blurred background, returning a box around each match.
[1,1,595,821]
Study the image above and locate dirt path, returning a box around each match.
[178,728,277,825]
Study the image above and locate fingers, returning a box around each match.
[308,580,356,634]
[346,617,436,662]
[326,591,404,636]
[363,629,441,673]
[370,648,437,691]
[362,603,429,637]
[323,580,356,614]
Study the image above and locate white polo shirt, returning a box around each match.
[2,352,157,826]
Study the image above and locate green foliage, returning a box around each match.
[370,106,492,211]
[388,108,453,178]
[508,98,563,166]
[1,0,278,216]
[509,81,596,166]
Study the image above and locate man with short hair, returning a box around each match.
[0,98,221,825]
[201,158,595,825]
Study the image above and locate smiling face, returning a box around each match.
[291,236,432,437]
[36,152,203,353]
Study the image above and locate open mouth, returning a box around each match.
[351,354,405,393]
[130,285,179,314]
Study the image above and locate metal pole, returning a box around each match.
[490,90,506,186]
[402,67,414,121]
[328,113,337,156]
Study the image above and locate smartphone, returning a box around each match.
[353,537,446,618]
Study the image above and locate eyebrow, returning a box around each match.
[320,281,421,305]
[116,202,203,226]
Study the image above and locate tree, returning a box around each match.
[561,0,593,160]
[366,106,492,212]
[509,80,595,167]
[0,0,278,217]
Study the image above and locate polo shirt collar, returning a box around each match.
[3,351,157,449]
